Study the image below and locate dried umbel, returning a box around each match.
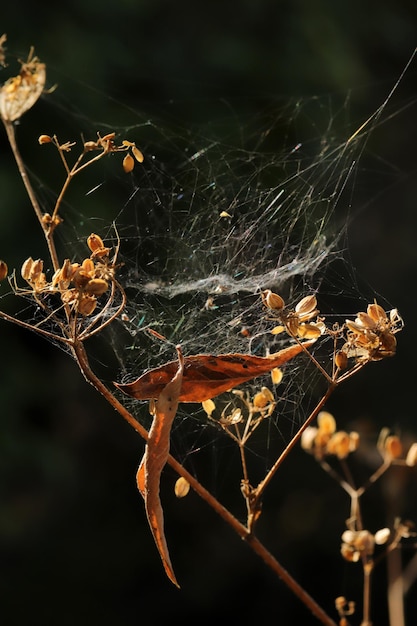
[19,233,116,317]
[0,48,45,122]
[342,303,403,361]
[263,291,324,339]
[301,411,359,460]
[38,132,144,175]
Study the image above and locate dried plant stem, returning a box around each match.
[362,563,373,626]
[72,339,337,626]
[2,120,60,271]
[254,382,337,502]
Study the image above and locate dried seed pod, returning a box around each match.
[300,426,318,452]
[355,312,377,329]
[405,442,417,467]
[174,476,190,498]
[87,233,104,252]
[59,258,75,282]
[29,258,43,282]
[317,411,336,435]
[384,435,403,460]
[253,390,269,409]
[84,140,98,151]
[297,322,322,339]
[271,367,283,385]
[349,431,360,452]
[327,431,351,459]
[84,278,109,296]
[335,350,348,370]
[21,257,34,280]
[261,290,285,310]
[81,258,95,274]
[353,530,374,554]
[132,145,144,163]
[38,134,52,144]
[0,54,46,122]
[295,295,317,317]
[202,398,216,416]
[0,259,8,281]
[77,295,97,316]
[61,288,77,304]
[123,153,135,173]
[72,269,92,289]
[374,527,390,545]
[367,302,387,322]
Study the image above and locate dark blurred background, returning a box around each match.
[1,1,417,625]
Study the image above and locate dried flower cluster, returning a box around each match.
[39,131,144,175]
[19,233,116,317]
[341,302,402,361]
[262,291,403,374]
[341,519,415,564]
[202,383,278,443]
[263,291,325,339]
[0,45,45,122]
[301,411,359,460]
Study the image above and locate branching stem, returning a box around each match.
[72,339,337,626]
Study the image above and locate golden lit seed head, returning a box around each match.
[270,325,285,335]
[384,435,403,460]
[123,153,135,173]
[29,258,43,282]
[262,289,285,310]
[77,295,97,316]
[327,431,351,459]
[353,530,374,553]
[38,134,52,144]
[341,543,360,562]
[300,426,318,451]
[21,257,34,280]
[335,350,348,370]
[0,259,8,281]
[356,312,377,330]
[84,278,109,296]
[349,431,360,452]
[59,258,73,282]
[174,476,190,498]
[132,145,144,163]
[297,322,322,339]
[367,302,387,322]
[0,55,46,122]
[81,258,95,274]
[202,398,216,416]
[253,390,269,408]
[374,527,390,545]
[317,411,336,435]
[87,233,104,252]
[271,367,283,385]
[84,140,98,151]
[405,442,417,467]
[295,294,317,315]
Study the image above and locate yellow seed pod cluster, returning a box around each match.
[301,411,359,460]
[20,234,114,317]
[262,290,324,340]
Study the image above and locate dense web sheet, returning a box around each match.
[2,81,405,474]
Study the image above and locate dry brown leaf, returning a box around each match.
[115,341,313,403]
[136,346,184,587]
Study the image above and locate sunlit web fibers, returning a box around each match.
[112,100,360,372]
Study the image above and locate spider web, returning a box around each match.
[5,76,410,487]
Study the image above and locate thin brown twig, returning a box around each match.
[2,119,60,271]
